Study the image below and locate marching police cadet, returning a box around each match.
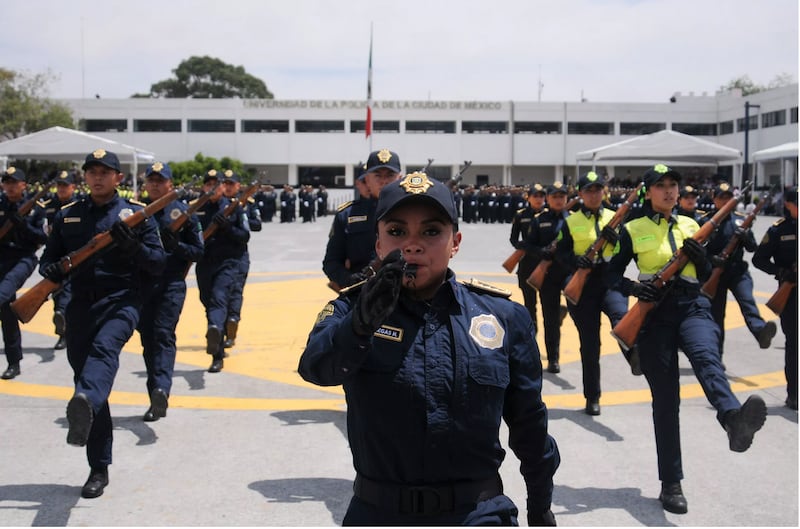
[676,185,705,221]
[195,169,250,372]
[261,184,277,222]
[605,164,767,514]
[700,182,776,353]
[137,162,203,421]
[300,173,560,526]
[41,170,79,350]
[509,184,546,333]
[322,149,401,291]
[0,167,47,379]
[525,182,571,373]
[279,184,296,223]
[315,184,329,217]
[463,185,479,223]
[555,171,629,415]
[752,186,798,410]
[39,149,166,498]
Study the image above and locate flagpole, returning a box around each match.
[366,22,373,151]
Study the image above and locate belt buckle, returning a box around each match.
[407,485,442,516]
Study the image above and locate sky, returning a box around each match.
[3,0,798,104]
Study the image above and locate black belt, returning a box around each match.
[353,474,502,516]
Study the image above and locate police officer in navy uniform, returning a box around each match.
[41,170,79,350]
[509,184,546,334]
[525,182,571,373]
[0,167,47,379]
[300,172,559,526]
[753,186,798,410]
[606,164,768,514]
[676,185,705,222]
[316,185,329,217]
[700,182,776,354]
[195,169,250,372]
[322,149,401,291]
[279,184,296,223]
[555,171,629,415]
[137,162,203,421]
[39,149,166,498]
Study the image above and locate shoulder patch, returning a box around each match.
[337,200,353,212]
[129,199,147,207]
[461,278,512,298]
[188,197,200,206]
[247,197,255,204]
[60,200,78,210]
[38,199,51,207]
[773,218,786,226]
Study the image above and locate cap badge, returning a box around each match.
[654,163,670,174]
[587,171,599,182]
[533,183,543,191]
[152,162,164,172]
[6,167,15,175]
[92,149,107,159]
[719,183,730,192]
[207,169,217,177]
[399,172,433,195]
[377,149,392,163]
[686,186,694,193]
[469,314,505,349]
[59,170,68,179]
[224,169,234,178]
[169,208,182,220]
[554,182,563,189]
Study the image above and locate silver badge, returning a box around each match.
[469,314,505,349]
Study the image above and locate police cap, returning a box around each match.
[1,166,26,182]
[576,171,604,190]
[713,181,734,197]
[145,161,173,180]
[679,185,699,198]
[203,169,220,183]
[82,149,121,172]
[221,169,240,183]
[365,149,401,174]
[643,164,681,189]
[547,181,568,195]
[376,172,458,226]
[528,183,546,196]
[55,170,75,185]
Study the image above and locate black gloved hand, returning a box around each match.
[351,249,405,337]
[110,221,141,256]
[601,224,619,245]
[576,255,594,269]
[681,238,707,268]
[212,212,231,231]
[735,226,758,252]
[528,508,557,527]
[631,280,663,302]
[160,228,180,252]
[345,271,368,288]
[538,248,554,261]
[710,254,726,268]
[42,262,66,283]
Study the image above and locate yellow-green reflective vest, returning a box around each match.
[566,208,616,260]
[625,214,700,281]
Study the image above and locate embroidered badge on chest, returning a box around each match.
[374,325,403,342]
[469,314,505,349]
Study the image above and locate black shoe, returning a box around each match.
[786,396,798,411]
[53,310,66,336]
[81,467,109,499]
[66,393,94,447]
[725,395,767,452]
[547,362,560,374]
[206,326,222,356]
[757,321,777,349]
[224,318,239,348]
[54,335,67,350]
[659,481,688,514]
[223,338,234,348]
[1,363,20,380]
[585,399,600,416]
[143,388,168,422]
[208,356,224,373]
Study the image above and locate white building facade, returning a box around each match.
[61,84,798,189]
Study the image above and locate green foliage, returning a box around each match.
[722,73,795,96]
[166,153,255,184]
[0,68,75,141]
[134,56,274,99]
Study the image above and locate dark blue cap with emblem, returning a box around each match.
[376,172,458,226]
[145,161,173,180]
[577,171,605,190]
[713,181,734,197]
[204,169,220,183]
[547,181,568,195]
[2,167,26,182]
[55,170,75,184]
[643,164,681,189]
[366,149,401,173]
[82,149,121,172]
[529,183,546,196]
[679,185,699,198]
[220,169,240,183]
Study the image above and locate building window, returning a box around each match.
[134,119,182,132]
[82,119,127,132]
[620,122,665,135]
[672,122,718,136]
[462,121,508,134]
[791,107,798,123]
[567,122,614,135]
[350,120,400,133]
[736,115,758,132]
[405,121,456,134]
[242,120,289,133]
[514,121,561,134]
[188,119,235,133]
[296,120,345,133]
[719,120,734,135]
[761,109,786,128]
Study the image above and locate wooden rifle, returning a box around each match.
[610,181,750,350]
[700,194,765,298]
[522,196,581,287]
[11,186,185,324]
[167,181,219,233]
[766,278,796,315]
[448,160,472,187]
[202,181,260,240]
[0,178,55,240]
[562,182,644,304]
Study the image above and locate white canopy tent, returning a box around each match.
[0,126,155,195]
[752,141,798,190]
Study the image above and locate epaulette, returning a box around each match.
[188,197,200,206]
[60,200,78,210]
[37,199,51,208]
[337,200,353,212]
[337,278,366,296]
[129,199,147,207]
[773,218,786,226]
[516,207,526,215]
[247,196,255,204]
[460,278,512,298]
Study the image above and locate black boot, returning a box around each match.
[659,481,688,514]
[81,466,109,499]
[1,363,20,380]
[206,326,222,356]
[223,318,239,348]
[143,388,168,422]
[725,395,767,452]
[54,335,67,350]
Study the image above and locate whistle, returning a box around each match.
[403,263,418,280]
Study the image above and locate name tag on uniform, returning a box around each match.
[540,222,552,228]
[781,234,796,241]
[348,215,367,224]
[374,325,403,342]
[64,217,81,223]
[521,218,531,223]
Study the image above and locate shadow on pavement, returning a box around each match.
[272,409,347,440]
[548,408,624,442]
[553,484,676,527]
[249,477,351,525]
[0,484,79,526]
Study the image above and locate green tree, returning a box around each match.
[167,153,255,185]
[132,56,274,99]
[0,68,75,141]
[722,73,795,95]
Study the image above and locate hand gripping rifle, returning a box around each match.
[610,182,750,350]
[11,185,185,324]
[766,274,796,315]
[202,180,260,240]
[520,197,581,286]
[700,193,766,299]
[168,180,219,233]
[0,178,56,240]
[562,182,644,304]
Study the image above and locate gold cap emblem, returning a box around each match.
[207,169,217,177]
[553,181,563,188]
[377,149,392,163]
[685,186,694,193]
[719,182,730,192]
[92,149,107,159]
[6,167,15,175]
[399,172,433,195]
[224,169,234,178]
[533,183,543,191]
[152,162,164,172]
